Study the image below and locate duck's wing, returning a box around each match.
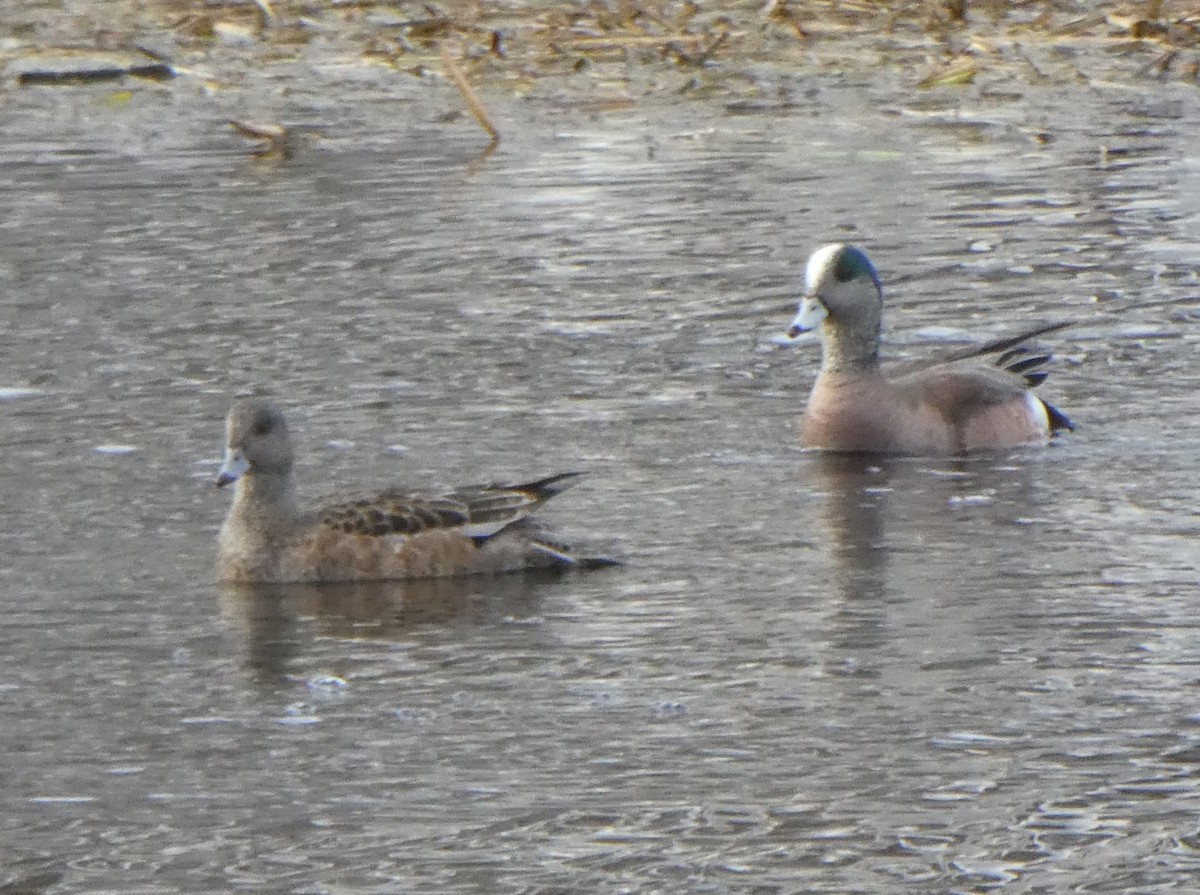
[889,322,1075,433]
[314,472,583,541]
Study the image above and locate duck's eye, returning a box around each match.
[251,417,272,437]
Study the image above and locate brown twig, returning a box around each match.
[439,43,499,144]
[228,119,292,158]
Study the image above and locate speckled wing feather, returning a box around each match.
[315,473,582,540]
[318,494,471,537]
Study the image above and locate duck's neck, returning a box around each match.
[231,471,300,531]
[820,318,881,376]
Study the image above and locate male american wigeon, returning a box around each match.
[786,243,1073,455]
[215,398,601,583]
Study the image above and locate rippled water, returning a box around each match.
[1,61,1198,894]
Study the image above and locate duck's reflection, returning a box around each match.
[805,453,896,656]
[218,571,566,682]
[805,450,1045,655]
[808,453,893,599]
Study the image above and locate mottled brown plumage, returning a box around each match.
[316,480,571,539]
[214,399,592,583]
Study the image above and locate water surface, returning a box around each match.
[1,58,1198,894]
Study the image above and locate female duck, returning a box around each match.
[215,399,592,583]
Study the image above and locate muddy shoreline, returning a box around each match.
[3,2,1196,134]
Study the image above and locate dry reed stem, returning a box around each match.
[439,43,499,145]
[564,34,706,48]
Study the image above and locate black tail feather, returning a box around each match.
[940,320,1075,367]
[1006,354,1052,376]
[521,472,584,499]
[1044,401,1074,433]
[526,538,622,570]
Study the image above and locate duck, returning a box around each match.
[785,243,1073,455]
[214,398,600,583]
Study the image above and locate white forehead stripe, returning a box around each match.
[805,244,847,291]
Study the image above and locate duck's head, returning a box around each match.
[787,243,883,339]
[216,398,293,487]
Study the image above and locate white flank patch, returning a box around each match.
[1026,392,1051,435]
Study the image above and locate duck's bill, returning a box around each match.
[215,449,248,487]
[768,329,820,347]
[786,296,828,338]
